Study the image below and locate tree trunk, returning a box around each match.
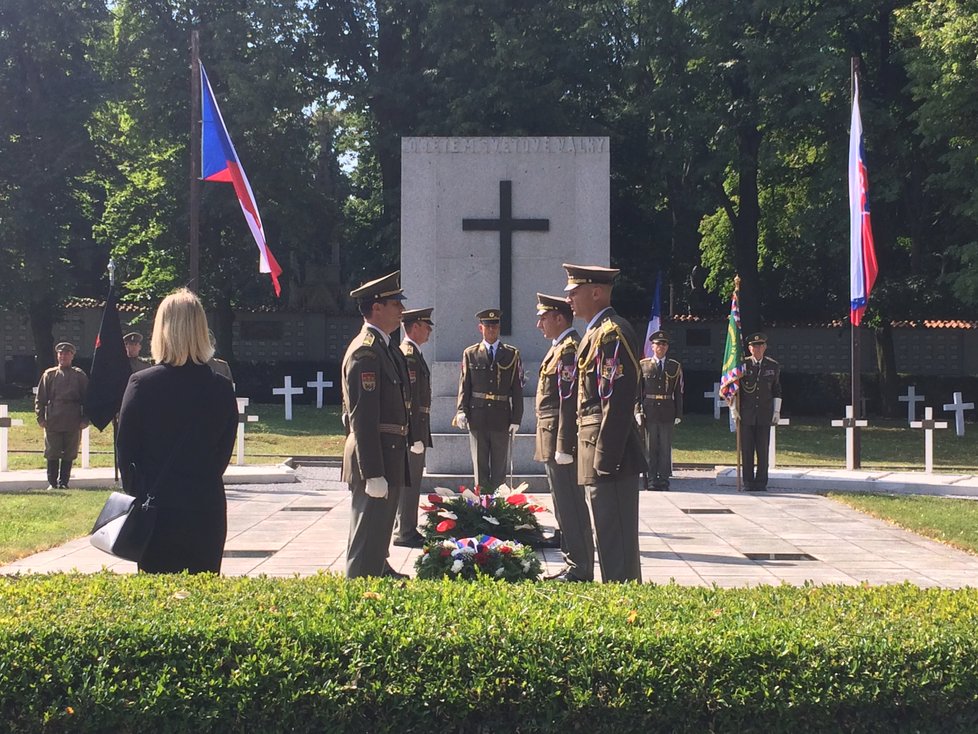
[875,323,898,418]
[29,298,56,377]
[731,123,763,335]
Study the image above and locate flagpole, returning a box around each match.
[189,29,201,294]
[108,259,120,484]
[735,391,742,492]
[850,56,862,469]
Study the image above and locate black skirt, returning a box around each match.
[138,503,227,574]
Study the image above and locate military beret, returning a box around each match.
[55,342,76,353]
[476,308,501,324]
[562,263,620,291]
[349,271,405,303]
[402,307,434,326]
[649,330,670,344]
[746,332,768,345]
[123,332,143,344]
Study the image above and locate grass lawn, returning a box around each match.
[1,397,345,470]
[0,488,113,563]
[3,397,976,471]
[828,492,978,555]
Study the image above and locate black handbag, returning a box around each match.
[90,491,157,562]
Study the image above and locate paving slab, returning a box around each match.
[3,467,978,587]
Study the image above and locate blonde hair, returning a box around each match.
[150,288,215,366]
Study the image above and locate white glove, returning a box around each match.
[554,451,573,465]
[727,400,740,422]
[509,423,520,436]
[365,477,388,499]
[410,440,425,454]
[634,412,644,426]
[674,417,682,425]
[771,398,782,426]
[455,412,469,431]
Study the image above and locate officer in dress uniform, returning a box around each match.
[534,293,594,582]
[341,271,411,577]
[35,342,89,489]
[392,307,434,548]
[733,332,782,491]
[123,332,152,373]
[636,331,684,491]
[455,309,524,492]
[563,264,647,583]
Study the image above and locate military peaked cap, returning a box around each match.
[476,308,501,324]
[536,293,572,319]
[123,332,143,344]
[648,330,670,344]
[402,307,434,326]
[350,271,405,303]
[746,332,768,345]
[55,342,76,353]
[562,263,620,291]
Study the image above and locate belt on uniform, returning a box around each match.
[646,394,673,400]
[419,406,431,414]
[536,409,559,418]
[579,414,602,426]
[378,423,408,436]
[472,392,509,402]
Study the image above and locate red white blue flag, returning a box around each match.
[642,271,663,358]
[201,63,282,296]
[848,75,878,326]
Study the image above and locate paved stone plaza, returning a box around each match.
[3,467,977,587]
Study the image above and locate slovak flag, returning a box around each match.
[643,271,663,358]
[200,63,282,296]
[848,74,878,326]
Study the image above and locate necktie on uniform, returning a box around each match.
[488,345,495,363]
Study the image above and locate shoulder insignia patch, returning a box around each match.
[360,371,376,392]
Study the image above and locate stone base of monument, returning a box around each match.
[425,432,548,491]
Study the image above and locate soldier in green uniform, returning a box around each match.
[733,332,782,491]
[341,271,411,578]
[564,264,646,583]
[455,309,524,492]
[636,331,684,491]
[35,342,89,489]
[392,307,434,548]
[123,332,152,373]
[534,293,594,582]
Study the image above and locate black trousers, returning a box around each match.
[740,422,771,488]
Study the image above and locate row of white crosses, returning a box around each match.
[705,382,974,475]
[899,385,975,436]
[272,372,333,420]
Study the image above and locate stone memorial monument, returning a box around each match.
[401,136,610,489]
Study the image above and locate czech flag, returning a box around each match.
[848,75,878,326]
[642,270,662,359]
[200,63,282,296]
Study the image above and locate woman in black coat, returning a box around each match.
[117,288,238,574]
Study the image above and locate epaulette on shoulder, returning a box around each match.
[765,356,779,366]
[353,346,377,360]
[401,342,415,355]
[501,343,520,355]
[598,320,623,342]
[362,330,376,347]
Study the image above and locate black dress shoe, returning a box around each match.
[534,530,562,549]
[381,565,409,579]
[393,533,426,548]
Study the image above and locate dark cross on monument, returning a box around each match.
[463,180,549,334]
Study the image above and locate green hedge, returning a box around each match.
[2,574,977,733]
